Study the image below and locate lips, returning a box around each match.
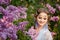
[39,21,44,24]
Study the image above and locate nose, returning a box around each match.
[40,19,44,23]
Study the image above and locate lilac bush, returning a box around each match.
[0,5,27,22]
[0,18,18,40]
[0,5,28,40]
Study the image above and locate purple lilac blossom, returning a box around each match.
[24,26,39,40]
[17,6,27,19]
[0,17,28,40]
[0,0,11,5]
[0,5,28,40]
[0,18,18,40]
[46,4,56,14]
[50,16,59,22]
[6,5,27,19]
[0,6,5,12]
[18,21,29,31]
[0,5,27,22]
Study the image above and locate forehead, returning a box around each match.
[38,12,48,17]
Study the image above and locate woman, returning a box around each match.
[26,8,53,40]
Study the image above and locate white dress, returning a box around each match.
[35,28,53,40]
[34,24,53,40]
[27,24,53,40]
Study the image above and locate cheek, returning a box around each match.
[37,18,41,23]
[43,20,48,24]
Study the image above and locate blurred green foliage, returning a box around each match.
[0,0,60,40]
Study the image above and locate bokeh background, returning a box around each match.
[0,0,60,40]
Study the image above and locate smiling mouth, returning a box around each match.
[39,22,44,23]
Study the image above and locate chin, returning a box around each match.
[39,23,45,26]
[39,24,44,26]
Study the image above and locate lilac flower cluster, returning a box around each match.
[0,0,11,5]
[0,5,28,40]
[0,5,27,22]
[0,17,18,40]
[50,16,59,22]
[56,4,60,11]
[17,6,27,19]
[51,32,56,36]
[46,4,56,14]
[0,16,28,40]
[25,26,38,40]
[18,21,28,31]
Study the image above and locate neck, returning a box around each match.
[35,25,43,32]
[38,24,43,28]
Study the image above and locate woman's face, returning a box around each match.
[36,12,48,27]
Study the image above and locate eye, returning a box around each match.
[44,18,47,20]
[38,17,42,19]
